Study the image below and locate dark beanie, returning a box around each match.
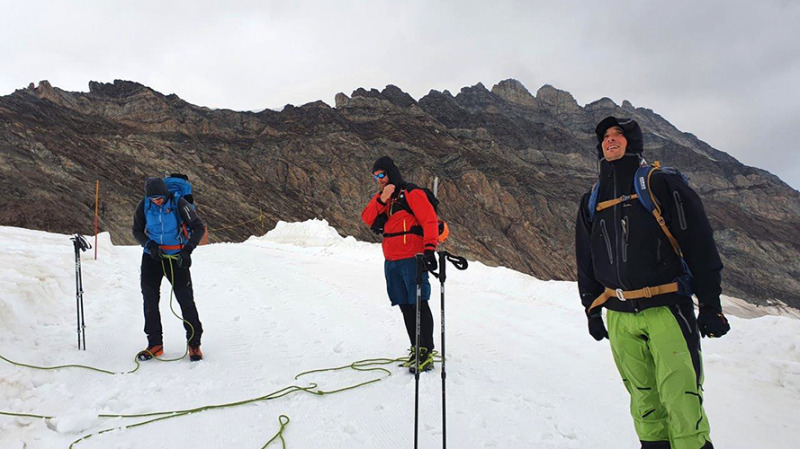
[595,116,643,158]
[372,156,405,186]
[144,177,168,197]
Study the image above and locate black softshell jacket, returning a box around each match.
[576,156,723,314]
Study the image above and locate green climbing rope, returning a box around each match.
[0,256,194,375]
[1,351,410,448]
[0,257,432,448]
[262,415,290,449]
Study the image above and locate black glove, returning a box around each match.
[697,310,730,338]
[178,248,192,269]
[588,312,609,341]
[370,215,388,234]
[146,241,164,261]
[423,249,438,272]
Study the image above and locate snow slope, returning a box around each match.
[1,220,798,448]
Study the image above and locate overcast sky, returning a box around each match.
[1,0,798,189]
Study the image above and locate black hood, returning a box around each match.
[595,116,643,159]
[144,177,168,197]
[372,156,405,187]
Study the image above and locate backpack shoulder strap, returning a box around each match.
[633,165,656,212]
[635,162,682,257]
[393,184,417,216]
[171,196,192,242]
[587,183,599,222]
[170,195,182,218]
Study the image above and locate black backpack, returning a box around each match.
[378,183,449,243]
[396,183,439,214]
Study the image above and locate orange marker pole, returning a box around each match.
[94,180,99,260]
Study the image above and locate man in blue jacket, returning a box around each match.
[132,177,205,361]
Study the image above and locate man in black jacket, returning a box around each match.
[132,177,205,361]
[575,117,730,449]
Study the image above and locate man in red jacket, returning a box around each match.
[361,156,439,372]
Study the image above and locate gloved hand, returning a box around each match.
[370,215,388,234]
[697,310,730,338]
[178,248,192,269]
[146,241,164,261]
[423,249,438,272]
[587,312,609,341]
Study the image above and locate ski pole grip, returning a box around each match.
[415,253,424,285]
[446,253,468,270]
[438,250,447,283]
[71,234,92,252]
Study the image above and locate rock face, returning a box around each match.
[1,79,799,310]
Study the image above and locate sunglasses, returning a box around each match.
[373,173,387,180]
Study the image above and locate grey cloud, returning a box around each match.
[0,0,797,189]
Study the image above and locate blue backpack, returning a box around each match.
[164,174,193,204]
[163,173,196,240]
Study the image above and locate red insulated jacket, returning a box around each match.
[361,187,439,261]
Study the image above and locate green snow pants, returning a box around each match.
[607,304,712,449]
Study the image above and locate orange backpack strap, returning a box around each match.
[645,167,682,257]
[595,194,639,212]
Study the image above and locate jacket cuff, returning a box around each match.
[698,301,722,315]
[377,197,386,206]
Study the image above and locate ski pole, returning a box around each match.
[436,250,467,449]
[74,239,81,349]
[78,246,86,350]
[437,250,447,449]
[70,234,91,350]
[414,253,424,449]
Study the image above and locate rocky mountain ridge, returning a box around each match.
[1,79,798,310]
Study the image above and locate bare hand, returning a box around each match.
[380,184,395,202]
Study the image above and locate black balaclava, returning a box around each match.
[594,116,643,159]
[372,156,406,189]
[144,177,169,197]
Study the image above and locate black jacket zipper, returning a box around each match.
[612,169,627,290]
[600,220,614,265]
[656,238,662,263]
[675,305,693,334]
[673,191,688,231]
[621,215,629,263]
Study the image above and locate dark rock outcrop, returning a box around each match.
[1,79,798,310]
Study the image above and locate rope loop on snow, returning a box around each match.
[262,415,291,449]
[0,354,412,448]
[0,257,432,448]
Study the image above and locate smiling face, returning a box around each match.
[601,126,627,161]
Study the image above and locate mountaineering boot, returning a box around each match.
[137,344,164,361]
[408,347,434,373]
[188,344,203,362]
[401,346,417,368]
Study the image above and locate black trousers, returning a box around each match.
[399,302,434,351]
[140,254,203,347]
